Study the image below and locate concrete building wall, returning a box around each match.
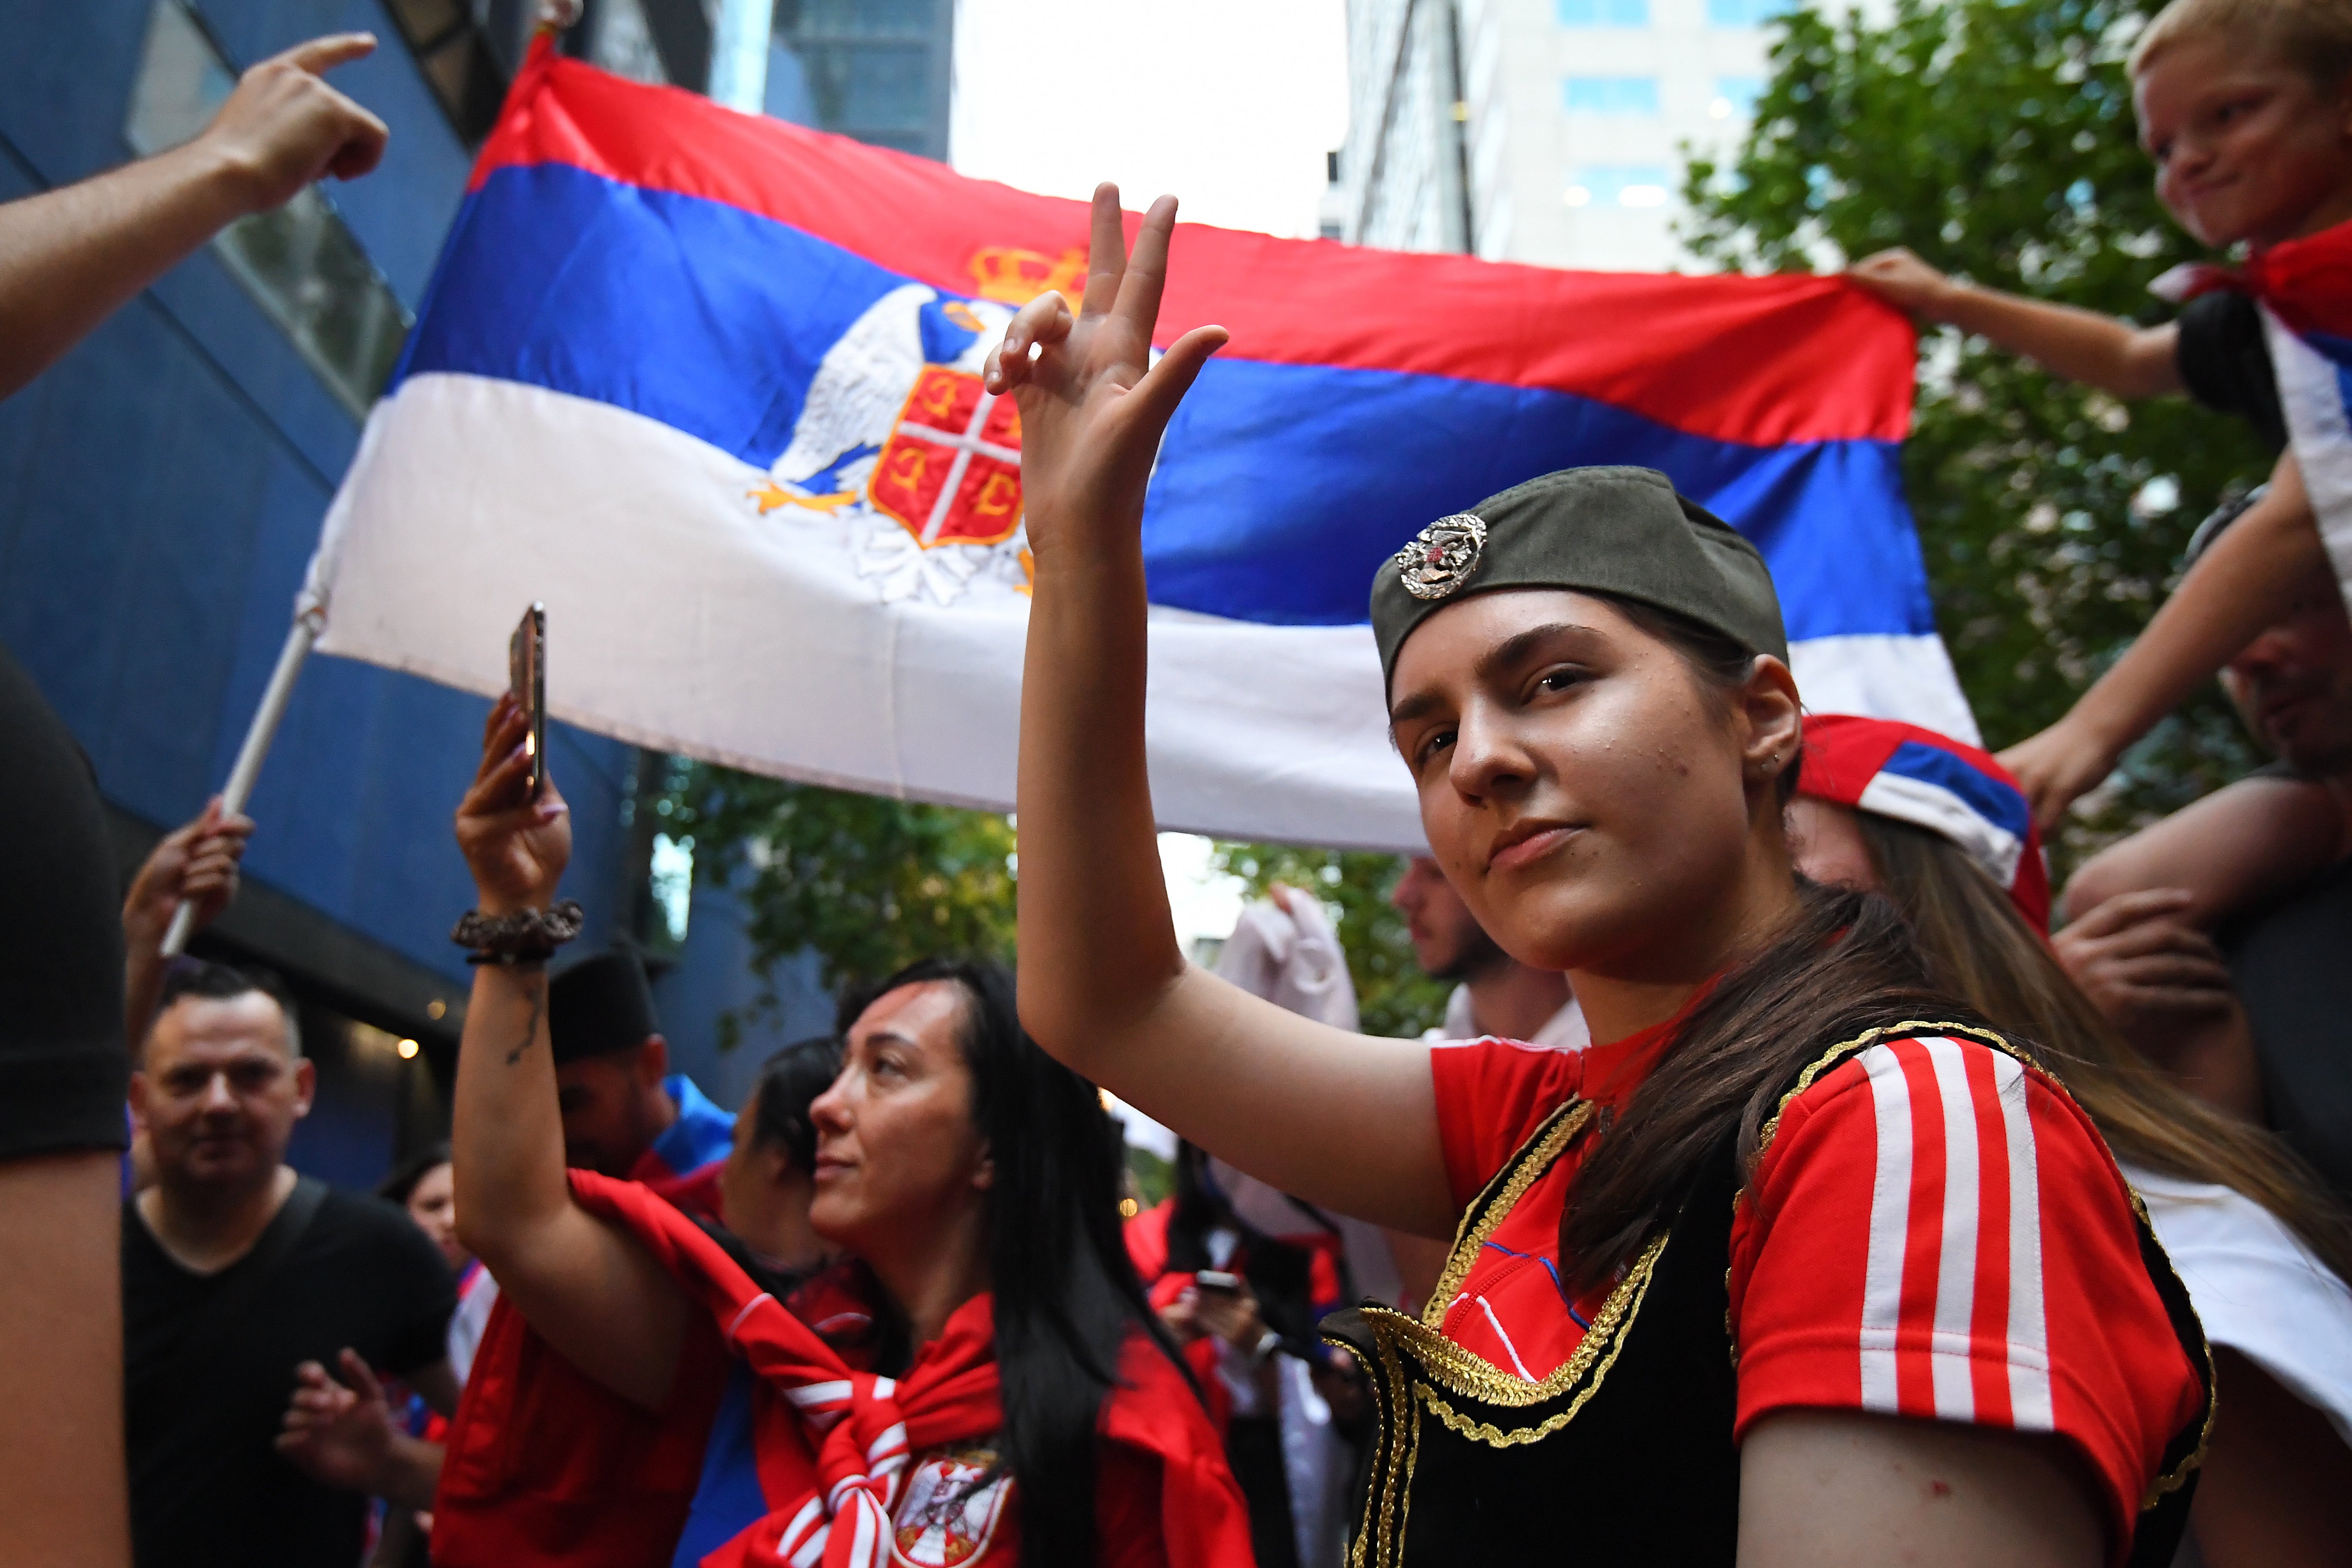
[1342,0,1776,271]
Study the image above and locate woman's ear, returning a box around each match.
[1737,655,1804,788]
[971,1143,995,1194]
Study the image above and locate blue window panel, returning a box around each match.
[1564,166,1676,208]
[1557,0,1650,26]
[1564,76,1661,114]
[1708,0,1792,25]
[1714,75,1765,115]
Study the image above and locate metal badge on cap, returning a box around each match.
[1395,512,1487,600]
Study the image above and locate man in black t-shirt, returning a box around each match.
[125,962,455,1568]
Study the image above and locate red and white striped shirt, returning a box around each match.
[1429,1024,2202,1551]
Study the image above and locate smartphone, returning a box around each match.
[1194,1269,1243,1296]
[508,602,546,801]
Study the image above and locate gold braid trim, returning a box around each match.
[1402,1231,1663,1443]
[1421,1100,1594,1328]
[1416,1386,1575,1449]
[2122,1183,2217,1510]
[1347,1322,1421,1568]
[1366,1230,1667,1410]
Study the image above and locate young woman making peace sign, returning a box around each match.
[993,187,2211,1567]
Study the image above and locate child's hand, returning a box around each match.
[1845,248,1959,322]
[984,184,1226,567]
[1998,713,2121,833]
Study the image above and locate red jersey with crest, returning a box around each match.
[1430,1020,2204,1552]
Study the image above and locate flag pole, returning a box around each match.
[158,605,326,957]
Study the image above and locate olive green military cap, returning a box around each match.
[1370,465,1789,692]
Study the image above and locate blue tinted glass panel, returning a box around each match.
[1564,76,1660,113]
[1708,0,1790,24]
[125,0,410,417]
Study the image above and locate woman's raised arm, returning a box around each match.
[449,695,689,1409]
[998,187,1454,1237]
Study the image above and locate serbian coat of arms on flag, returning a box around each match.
[301,40,1969,851]
[746,268,1067,604]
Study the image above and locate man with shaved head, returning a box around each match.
[124,961,455,1568]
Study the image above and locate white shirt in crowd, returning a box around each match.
[1426,984,1590,1052]
[2123,1163,2352,1447]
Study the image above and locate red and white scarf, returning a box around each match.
[569,1173,1003,1568]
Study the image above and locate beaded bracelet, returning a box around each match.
[451,900,586,966]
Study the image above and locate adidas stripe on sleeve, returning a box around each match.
[1728,1035,2202,1548]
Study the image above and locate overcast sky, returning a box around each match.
[952,0,1357,954]
[950,0,1352,241]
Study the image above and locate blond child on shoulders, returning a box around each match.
[1849,0,2352,832]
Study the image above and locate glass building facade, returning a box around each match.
[773,0,955,162]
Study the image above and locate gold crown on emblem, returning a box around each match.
[967,246,1089,308]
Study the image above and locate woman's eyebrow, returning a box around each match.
[1389,622,1600,727]
[1475,622,1594,680]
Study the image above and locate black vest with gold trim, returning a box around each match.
[1322,1023,2213,1567]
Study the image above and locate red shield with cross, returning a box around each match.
[866,366,1023,548]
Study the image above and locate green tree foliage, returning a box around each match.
[661,765,1018,1018]
[1683,0,2270,868]
[668,752,1452,1042]
[1208,843,1451,1039]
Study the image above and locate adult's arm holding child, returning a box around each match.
[2002,455,2328,828]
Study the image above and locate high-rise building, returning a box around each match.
[769,0,956,161]
[0,0,842,1183]
[1339,0,1779,270]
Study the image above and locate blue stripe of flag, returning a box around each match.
[402,162,1934,638]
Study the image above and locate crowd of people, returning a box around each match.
[5,0,2352,1564]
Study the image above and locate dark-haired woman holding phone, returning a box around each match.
[992,187,2211,1567]
[434,697,1252,1568]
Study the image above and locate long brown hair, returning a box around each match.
[1554,597,1973,1293]
[1860,814,2352,1286]
[1558,877,1961,1293]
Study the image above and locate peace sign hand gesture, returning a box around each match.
[984,185,1227,564]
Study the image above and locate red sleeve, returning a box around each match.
[1429,1039,1582,1209]
[1097,1332,1255,1568]
[1727,1034,2203,1558]
[432,1291,731,1568]
[1093,1443,1171,1568]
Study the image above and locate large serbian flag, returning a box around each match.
[308,40,1969,849]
